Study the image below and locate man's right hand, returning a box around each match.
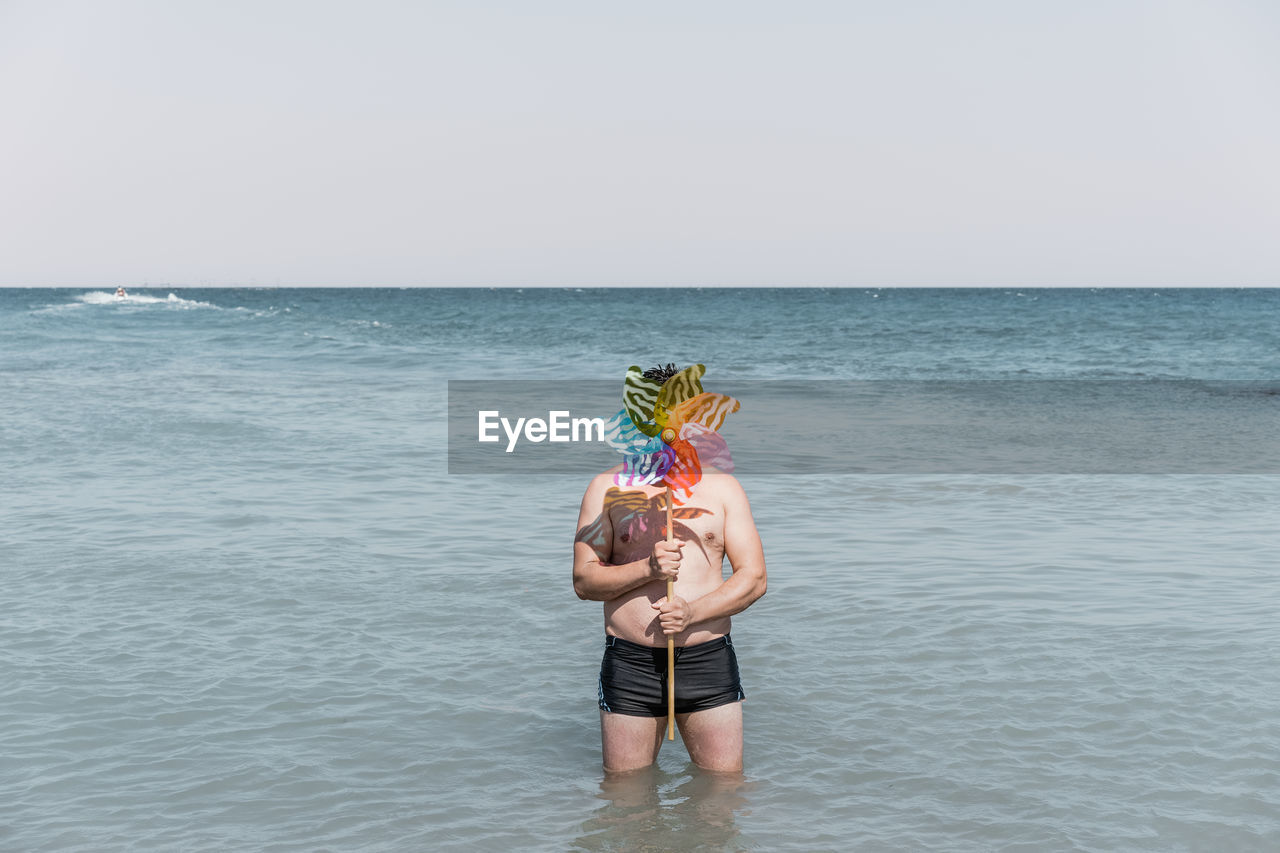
[648,539,684,582]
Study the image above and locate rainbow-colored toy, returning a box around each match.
[605,364,740,501]
[603,363,739,739]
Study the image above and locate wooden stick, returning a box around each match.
[665,486,675,741]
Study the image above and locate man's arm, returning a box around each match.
[653,475,766,633]
[573,472,681,601]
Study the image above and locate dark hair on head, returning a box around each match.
[642,363,681,385]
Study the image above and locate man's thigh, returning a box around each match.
[600,710,665,774]
[676,701,743,772]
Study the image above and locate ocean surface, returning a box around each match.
[2,287,1278,852]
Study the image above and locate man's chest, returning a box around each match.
[604,488,725,558]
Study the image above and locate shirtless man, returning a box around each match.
[573,459,766,774]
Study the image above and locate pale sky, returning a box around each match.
[2,0,1278,286]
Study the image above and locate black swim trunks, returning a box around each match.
[598,634,745,717]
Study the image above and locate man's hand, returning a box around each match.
[648,539,684,582]
[651,595,696,635]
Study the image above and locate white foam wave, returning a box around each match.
[75,291,218,309]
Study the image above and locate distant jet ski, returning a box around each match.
[114,287,128,300]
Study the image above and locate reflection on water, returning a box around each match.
[572,764,750,853]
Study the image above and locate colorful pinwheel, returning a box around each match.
[604,363,740,739]
[605,364,740,501]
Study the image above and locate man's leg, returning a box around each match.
[675,701,743,772]
[600,710,666,774]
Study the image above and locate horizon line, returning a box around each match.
[3,283,1277,290]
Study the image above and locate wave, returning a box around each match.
[75,291,218,309]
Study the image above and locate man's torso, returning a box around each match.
[600,476,730,646]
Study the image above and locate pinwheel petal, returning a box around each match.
[614,447,676,487]
[604,409,665,454]
[667,392,740,434]
[623,366,663,436]
[655,364,706,410]
[662,438,703,504]
[679,423,734,474]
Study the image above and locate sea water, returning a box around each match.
[2,288,1278,851]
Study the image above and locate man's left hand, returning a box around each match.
[651,595,695,635]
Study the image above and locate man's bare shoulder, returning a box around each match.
[589,466,623,486]
[693,468,747,498]
[582,467,623,501]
